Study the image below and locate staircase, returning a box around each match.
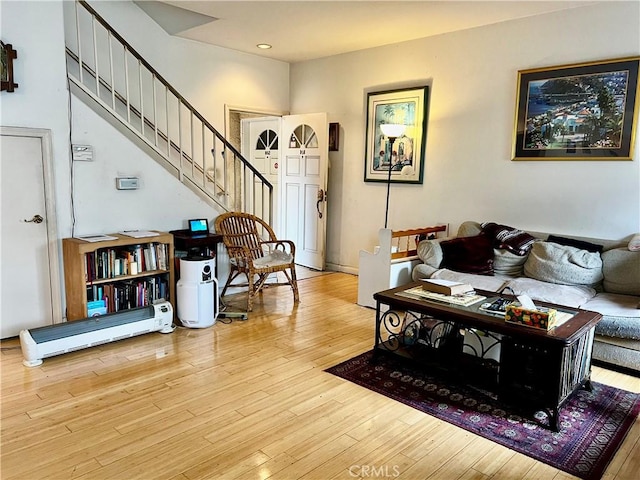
[64,0,273,223]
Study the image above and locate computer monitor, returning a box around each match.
[188,219,209,236]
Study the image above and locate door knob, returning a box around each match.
[24,214,44,224]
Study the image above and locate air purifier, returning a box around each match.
[176,256,218,328]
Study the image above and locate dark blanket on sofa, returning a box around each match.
[481,222,536,256]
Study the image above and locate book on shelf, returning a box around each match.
[421,278,474,296]
[400,286,486,307]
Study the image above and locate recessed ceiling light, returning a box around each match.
[256,43,272,50]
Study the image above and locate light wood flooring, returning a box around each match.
[1,272,639,479]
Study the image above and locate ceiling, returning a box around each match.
[134,1,600,63]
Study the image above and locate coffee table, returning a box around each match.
[373,283,602,431]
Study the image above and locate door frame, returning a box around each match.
[224,104,288,152]
[1,126,63,325]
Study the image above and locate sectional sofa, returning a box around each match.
[411,221,640,374]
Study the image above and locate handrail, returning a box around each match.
[68,0,273,222]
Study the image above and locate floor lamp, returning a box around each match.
[380,123,407,229]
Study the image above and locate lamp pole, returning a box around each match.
[384,135,396,229]
[379,123,406,230]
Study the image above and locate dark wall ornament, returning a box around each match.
[1,41,18,92]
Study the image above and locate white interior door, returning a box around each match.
[281,113,328,270]
[1,128,62,338]
[240,116,280,234]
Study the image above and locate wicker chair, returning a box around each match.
[214,212,299,312]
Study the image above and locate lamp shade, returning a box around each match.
[379,123,406,138]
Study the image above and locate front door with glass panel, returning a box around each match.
[241,117,280,233]
[281,113,328,270]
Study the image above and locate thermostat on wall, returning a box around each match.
[116,177,139,190]
[72,145,93,162]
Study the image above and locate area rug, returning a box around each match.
[325,350,640,480]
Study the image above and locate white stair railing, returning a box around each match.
[64,0,273,223]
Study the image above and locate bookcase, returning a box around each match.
[62,232,175,320]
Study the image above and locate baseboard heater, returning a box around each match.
[20,302,174,367]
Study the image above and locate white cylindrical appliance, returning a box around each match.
[176,256,218,328]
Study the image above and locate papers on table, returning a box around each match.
[118,230,160,238]
[75,234,118,243]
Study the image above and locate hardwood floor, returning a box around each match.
[1,272,639,479]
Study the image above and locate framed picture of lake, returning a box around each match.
[364,86,428,183]
[512,57,639,161]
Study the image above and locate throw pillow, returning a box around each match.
[602,247,640,296]
[456,221,482,238]
[440,234,494,275]
[493,248,527,277]
[416,239,443,269]
[524,241,603,287]
[480,222,536,256]
[547,234,603,253]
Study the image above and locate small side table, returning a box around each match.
[170,229,223,256]
[169,229,224,280]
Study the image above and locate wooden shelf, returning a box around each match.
[62,232,175,320]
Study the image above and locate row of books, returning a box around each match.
[84,243,169,281]
[86,277,169,314]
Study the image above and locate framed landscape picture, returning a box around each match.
[364,86,428,183]
[512,57,639,161]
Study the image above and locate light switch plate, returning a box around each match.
[116,177,139,190]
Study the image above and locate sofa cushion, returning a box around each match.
[524,241,603,287]
[493,249,527,277]
[505,277,597,308]
[439,235,494,275]
[581,293,640,340]
[601,247,640,296]
[412,263,439,281]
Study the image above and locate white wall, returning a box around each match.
[86,0,290,132]
[291,2,640,273]
[1,0,290,317]
[0,0,72,235]
[69,98,220,234]
[65,0,290,235]
[1,0,290,237]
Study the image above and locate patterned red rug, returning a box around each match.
[326,350,640,480]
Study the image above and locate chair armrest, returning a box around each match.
[260,239,296,258]
[225,244,256,267]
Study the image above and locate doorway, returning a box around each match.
[1,127,62,338]
[225,108,329,270]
